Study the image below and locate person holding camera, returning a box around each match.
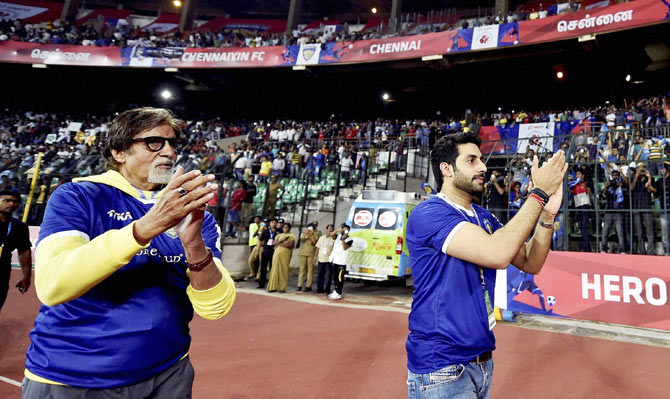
[483,170,507,224]
[328,224,352,300]
[0,190,32,313]
[601,170,628,253]
[631,163,657,254]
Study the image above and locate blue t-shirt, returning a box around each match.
[406,194,502,374]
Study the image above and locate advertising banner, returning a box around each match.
[471,25,500,50]
[0,0,666,68]
[121,46,294,68]
[0,40,122,66]
[517,122,555,154]
[319,31,457,64]
[517,0,670,45]
[296,43,322,65]
[504,251,670,331]
[0,1,47,19]
[0,1,61,22]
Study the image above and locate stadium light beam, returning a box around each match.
[371,7,378,14]
[625,74,631,82]
[381,92,390,102]
[173,0,182,7]
[556,71,564,80]
[160,89,173,100]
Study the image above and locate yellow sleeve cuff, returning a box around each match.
[186,258,236,320]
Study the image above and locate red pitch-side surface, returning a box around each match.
[2,269,670,398]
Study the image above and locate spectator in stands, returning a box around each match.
[508,181,524,218]
[570,169,593,252]
[267,222,295,293]
[289,146,302,178]
[265,175,282,218]
[601,170,628,253]
[310,149,323,178]
[296,221,321,292]
[340,152,354,184]
[233,150,247,181]
[358,152,369,185]
[258,155,271,183]
[659,163,670,255]
[240,176,255,226]
[0,175,10,191]
[484,170,507,224]
[271,152,285,176]
[226,181,246,238]
[630,163,657,254]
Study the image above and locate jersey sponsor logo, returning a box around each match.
[165,228,178,239]
[107,210,133,221]
[483,218,493,234]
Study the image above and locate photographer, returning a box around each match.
[601,170,628,253]
[484,170,507,224]
[630,163,657,254]
[328,224,352,300]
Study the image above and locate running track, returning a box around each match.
[2,270,670,398]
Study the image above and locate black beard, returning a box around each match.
[453,170,483,194]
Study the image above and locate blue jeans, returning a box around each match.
[407,359,494,399]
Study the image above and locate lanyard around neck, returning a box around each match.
[437,192,487,290]
[1,220,12,247]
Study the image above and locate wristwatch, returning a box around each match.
[187,247,213,271]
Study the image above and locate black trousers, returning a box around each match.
[23,356,194,399]
[257,248,274,288]
[316,261,332,293]
[332,263,346,295]
[0,264,10,312]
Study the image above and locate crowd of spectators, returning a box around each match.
[0,2,584,50]
[1,94,669,254]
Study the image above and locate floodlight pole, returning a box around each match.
[179,0,198,32]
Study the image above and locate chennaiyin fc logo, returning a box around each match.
[483,219,493,234]
[165,228,178,239]
[302,45,318,62]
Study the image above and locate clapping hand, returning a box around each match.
[134,166,218,245]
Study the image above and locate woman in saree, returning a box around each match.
[267,222,295,293]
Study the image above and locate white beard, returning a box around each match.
[147,159,174,185]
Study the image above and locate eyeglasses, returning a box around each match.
[131,136,183,152]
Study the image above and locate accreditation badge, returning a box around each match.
[484,290,496,330]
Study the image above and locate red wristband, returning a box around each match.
[528,193,546,207]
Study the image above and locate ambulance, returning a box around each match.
[345,190,425,281]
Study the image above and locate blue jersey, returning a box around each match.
[25,172,223,388]
[405,194,502,374]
